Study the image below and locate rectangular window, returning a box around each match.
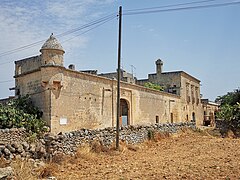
[191,85,195,104]
[186,83,190,103]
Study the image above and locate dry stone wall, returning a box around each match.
[0,122,195,160]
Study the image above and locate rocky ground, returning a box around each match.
[47,129,240,180]
[1,128,240,179]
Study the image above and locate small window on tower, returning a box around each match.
[17,66,22,75]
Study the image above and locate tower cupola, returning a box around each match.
[40,34,65,66]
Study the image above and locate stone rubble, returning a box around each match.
[0,122,195,160]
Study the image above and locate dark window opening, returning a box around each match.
[156,116,159,123]
[192,112,196,122]
[170,113,174,123]
[16,89,20,96]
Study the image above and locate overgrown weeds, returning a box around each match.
[11,158,38,180]
[147,129,170,141]
[0,156,10,168]
[38,163,58,179]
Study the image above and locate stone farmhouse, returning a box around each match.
[11,35,218,134]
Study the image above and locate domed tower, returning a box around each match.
[40,33,65,66]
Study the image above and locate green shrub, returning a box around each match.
[216,89,240,137]
[147,129,155,140]
[0,95,47,135]
[144,82,164,91]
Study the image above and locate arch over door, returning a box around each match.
[120,99,129,126]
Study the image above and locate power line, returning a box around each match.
[0,53,43,66]
[62,15,116,43]
[1,1,239,62]
[57,13,116,37]
[123,1,240,15]
[0,13,116,66]
[125,0,220,12]
[0,61,14,66]
[0,13,117,58]
[0,80,14,84]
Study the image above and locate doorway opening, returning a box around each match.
[192,112,196,122]
[120,99,130,126]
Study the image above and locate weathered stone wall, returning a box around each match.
[0,123,195,160]
[15,65,202,134]
[180,75,202,126]
[41,49,64,66]
[15,55,41,76]
[15,70,52,126]
[148,72,181,95]
[16,65,182,134]
[202,100,219,126]
[49,66,184,134]
[136,61,203,128]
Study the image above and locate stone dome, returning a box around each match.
[40,33,65,53]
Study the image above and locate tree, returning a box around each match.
[216,88,240,106]
[216,88,240,136]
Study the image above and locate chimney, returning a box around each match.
[68,64,75,70]
[155,59,163,75]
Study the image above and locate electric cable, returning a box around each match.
[62,15,117,43]
[1,0,240,63]
[124,0,220,12]
[123,1,240,15]
[0,80,14,84]
[0,13,117,58]
[0,15,116,66]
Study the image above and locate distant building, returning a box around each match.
[137,59,202,124]
[201,99,219,126]
[98,69,136,84]
[8,34,218,134]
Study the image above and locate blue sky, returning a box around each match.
[0,0,239,100]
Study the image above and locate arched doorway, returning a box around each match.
[120,99,129,126]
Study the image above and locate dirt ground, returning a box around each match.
[41,129,240,180]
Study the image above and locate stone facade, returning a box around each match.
[11,35,217,134]
[201,99,219,126]
[98,69,136,84]
[137,59,203,126]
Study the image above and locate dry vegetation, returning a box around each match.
[3,128,240,180]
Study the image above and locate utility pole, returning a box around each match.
[116,6,122,150]
[130,64,136,78]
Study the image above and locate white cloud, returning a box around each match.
[0,0,115,98]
